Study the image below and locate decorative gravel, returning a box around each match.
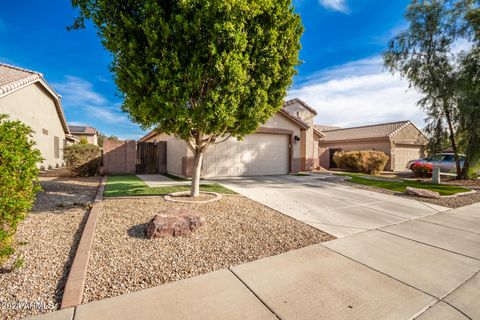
[83,196,334,303]
[0,177,100,320]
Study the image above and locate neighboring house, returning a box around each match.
[68,125,99,146]
[318,121,427,171]
[0,63,73,169]
[139,99,324,178]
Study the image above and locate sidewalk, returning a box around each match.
[30,203,480,320]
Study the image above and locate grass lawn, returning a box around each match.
[336,172,469,196]
[104,175,236,197]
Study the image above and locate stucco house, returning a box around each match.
[318,121,427,171]
[68,125,99,146]
[0,63,73,169]
[139,99,324,178]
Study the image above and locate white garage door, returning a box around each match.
[203,133,289,177]
[394,145,422,171]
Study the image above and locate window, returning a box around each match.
[42,128,49,135]
[443,155,454,162]
[54,136,60,159]
[428,154,444,161]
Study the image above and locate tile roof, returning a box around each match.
[284,98,318,115]
[0,63,69,134]
[278,108,309,129]
[315,124,342,131]
[68,125,98,135]
[322,121,411,142]
[0,63,43,97]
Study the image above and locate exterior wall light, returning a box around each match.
[294,135,301,143]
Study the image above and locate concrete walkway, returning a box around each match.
[30,179,480,320]
[216,175,449,237]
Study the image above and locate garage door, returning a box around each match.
[203,133,289,177]
[394,145,422,171]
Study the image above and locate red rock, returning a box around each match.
[145,209,205,239]
[404,186,441,199]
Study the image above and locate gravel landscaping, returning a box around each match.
[340,180,479,208]
[0,177,100,320]
[83,196,334,303]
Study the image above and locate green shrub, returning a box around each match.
[0,115,43,267]
[333,150,389,175]
[64,144,102,176]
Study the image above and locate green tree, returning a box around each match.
[457,8,480,178]
[79,136,89,144]
[0,115,42,267]
[384,0,476,177]
[70,0,303,196]
[98,133,118,147]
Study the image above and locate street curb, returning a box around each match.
[60,176,106,309]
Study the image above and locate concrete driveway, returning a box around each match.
[217,174,449,237]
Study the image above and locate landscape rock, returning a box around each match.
[145,209,205,239]
[404,186,441,199]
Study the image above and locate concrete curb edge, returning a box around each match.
[60,176,106,309]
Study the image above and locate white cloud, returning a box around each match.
[54,76,107,106]
[288,56,426,129]
[319,0,349,13]
[86,105,130,123]
[53,76,129,124]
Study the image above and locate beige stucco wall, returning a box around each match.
[142,132,186,176]
[283,101,316,170]
[319,140,393,170]
[150,111,304,177]
[0,83,66,169]
[72,133,98,145]
[262,112,301,159]
[391,123,427,145]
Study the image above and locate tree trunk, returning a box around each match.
[190,151,204,197]
[444,107,462,177]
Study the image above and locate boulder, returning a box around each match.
[145,209,205,239]
[404,186,441,199]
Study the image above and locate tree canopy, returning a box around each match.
[71,0,303,195]
[384,0,479,178]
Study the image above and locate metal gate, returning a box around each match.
[136,142,167,174]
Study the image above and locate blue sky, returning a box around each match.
[0,0,423,139]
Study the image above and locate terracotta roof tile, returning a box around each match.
[0,63,43,97]
[322,121,411,141]
[315,124,342,131]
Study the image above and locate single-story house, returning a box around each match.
[139,99,324,178]
[68,125,99,145]
[0,63,74,169]
[318,121,427,171]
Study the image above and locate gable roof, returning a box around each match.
[315,124,342,131]
[313,126,325,138]
[284,98,318,115]
[138,107,310,142]
[68,125,98,135]
[0,63,70,134]
[278,108,309,130]
[322,121,412,142]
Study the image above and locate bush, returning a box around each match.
[333,150,390,175]
[0,115,43,267]
[64,144,102,176]
[413,162,433,177]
